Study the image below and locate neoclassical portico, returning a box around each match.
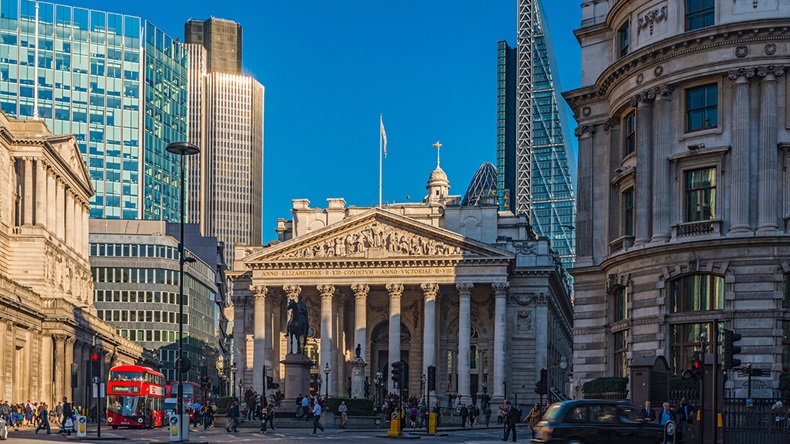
[230,201,573,407]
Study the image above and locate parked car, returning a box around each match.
[532,399,666,444]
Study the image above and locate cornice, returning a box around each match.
[565,20,790,112]
[248,257,511,271]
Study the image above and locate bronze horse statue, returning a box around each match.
[286,296,309,354]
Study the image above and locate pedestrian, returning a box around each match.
[640,401,657,423]
[497,404,505,425]
[311,399,324,434]
[660,402,676,425]
[675,397,693,443]
[35,403,51,434]
[225,400,240,433]
[55,402,62,426]
[202,404,213,429]
[338,401,348,429]
[264,403,276,430]
[771,401,786,431]
[502,400,518,442]
[299,395,310,420]
[59,398,73,436]
[460,404,468,428]
[483,404,492,428]
[525,403,542,437]
[419,404,428,429]
[409,405,417,428]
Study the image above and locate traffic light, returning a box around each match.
[682,355,703,380]
[427,365,436,391]
[266,376,274,389]
[90,350,102,381]
[723,329,743,370]
[535,368,547,396]
[391,361,402,386]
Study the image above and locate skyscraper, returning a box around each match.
[0,1,188,220]
[186,18,263,267]
[184,18,242,75]
[497,0,576,268]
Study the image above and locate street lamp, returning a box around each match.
[374,371,383,410]
[421,374,426,404]
[323,363,331,399]
[482,380,488,408]
[231,365,238,399]
[166,141,199,442]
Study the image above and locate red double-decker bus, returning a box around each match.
[106,365,166,428]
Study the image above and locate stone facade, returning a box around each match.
[228,168,573,408]
[564,0,790,398]
[0,112,149,407]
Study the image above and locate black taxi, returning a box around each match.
[531,399,666,444]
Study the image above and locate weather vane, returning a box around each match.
[432,140,442,168]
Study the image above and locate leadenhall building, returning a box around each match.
[228,166,573,406]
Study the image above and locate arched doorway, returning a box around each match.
[370,321,412,396]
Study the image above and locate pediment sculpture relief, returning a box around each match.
[280,222,462,259]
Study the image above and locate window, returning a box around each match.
[618,22,630,58]
[685,168,716,221]
[686,84,718,132]
[623,189,634,236]
[671,274,724,313]
[614,330,628,377]
[614,287,629,321]
[686,0,714,31]
[623,111,636,156]
[671,322,721,372]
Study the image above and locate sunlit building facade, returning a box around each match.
[497,0,576,268]
[0,0,188,220]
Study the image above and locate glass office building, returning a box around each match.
[496,0,576,268]
[0,0,188,220]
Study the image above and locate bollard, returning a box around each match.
[387,411,402,437]
[427,412,438,435]
[0,418,7,440]
[76,415,87,437]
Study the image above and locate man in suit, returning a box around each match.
[502,401,519,442]
[640,401,657,423]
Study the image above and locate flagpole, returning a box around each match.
[379,114,383,208]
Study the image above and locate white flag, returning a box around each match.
[380,115,388,158]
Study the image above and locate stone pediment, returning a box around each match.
[243,208,513,264]
[48,137,93,194]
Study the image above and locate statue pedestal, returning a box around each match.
[281,353,313,401]
[350,357,367,398]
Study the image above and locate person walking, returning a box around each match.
[311,399,324,434]
[502,401,518,442]
[225,400,240,433]
[660,402,676,425]
[60,398,73,436]
[525,403,542,437]
[483,404,492,428]
[54,402,62,426]
[202,404,213,429]
[419,404,428,429]
[35,403,50,434]
[675,397,693,443]
[460,404,469,428]
[264,403,276,430]
[338,401,348,429]
[299,395,310,420]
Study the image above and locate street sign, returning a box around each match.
[92,376,100,384]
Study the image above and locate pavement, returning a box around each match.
[0,422,536,443]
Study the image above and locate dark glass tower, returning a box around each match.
[497,0,576,268]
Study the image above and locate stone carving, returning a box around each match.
[492,282,510,297]
[581,106,591,117]
[764,44,777,55]
[281,222,462,259]
[421,283,439,299]
[250,285,268,299]
[516,310,532,333]
[456,283,474,296]
[637,6,668,35]
[636,73,644,85]
[283,284,301,300]
[603,118,619,132]
[351,283,370,298]
[656,85,674,98]
[386,283,404,298]
[756,66,785,78]
[728,68,755,81]
[574,125,595,138]
[513,241,536,255]
[735,46,749,58]
[654,66,664,77]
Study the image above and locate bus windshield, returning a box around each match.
[110,372,145,382]
[107,395,144,417]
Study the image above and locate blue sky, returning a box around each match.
[65,0,582,242]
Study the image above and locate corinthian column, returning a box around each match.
[53,334,66,400]
[386,283,404,387]
[65,191,74,248]
[757,67,784,232]
[574,125,595,261]
[55,181,65,240]
[65,337,75,400]
[46,169,56,230]
[23,158,33,225]
[456,283,473,405]
[634,91,654,245]
[35,158,46,226]
[652,85,674,242]
[491,282,509,403]
[318,284,335,396]
[250,285,268,395]
[351,284,370,360]
[729,68,754,233]
[421,283,439,387]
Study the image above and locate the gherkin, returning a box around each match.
[462,162,498,207]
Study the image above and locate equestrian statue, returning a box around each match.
[286,294,309,354]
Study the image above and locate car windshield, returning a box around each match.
[543,404,564,421]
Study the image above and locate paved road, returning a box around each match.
[1,424,535,443]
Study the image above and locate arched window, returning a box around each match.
[670,274,724,313]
